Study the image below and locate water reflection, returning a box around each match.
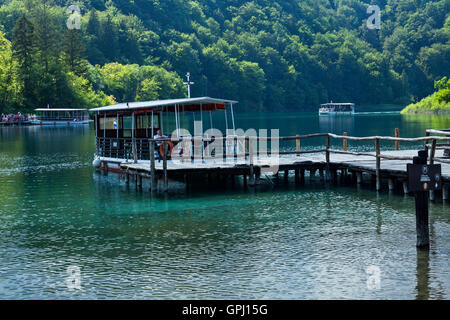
[416,249,430,300]
[318,115,355,134]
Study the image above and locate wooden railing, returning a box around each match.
[97,129,450,191]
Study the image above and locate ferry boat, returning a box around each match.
[32,108,91,125]
[90,97,238,174]
[319,103,355,116]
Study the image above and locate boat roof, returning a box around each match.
[90,97,238,113]
[320,103,355,106]
[35,108,88,111]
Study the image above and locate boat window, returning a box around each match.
[122,116,132,138]
[137,115,149,129]
[99,117,116,130]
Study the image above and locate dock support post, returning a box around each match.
[429,190,435,202]
[138,175,142,189]
[284,170,289,183]
[150,140,156,192]
[295,169,300,184]
[375,138,381,191]
[443,185,449,201]
[395,128,399,150]
[255,170,261,185]
[403,181,409,195]
[356,172,362,185]
[343,132,347,151]
[388,178,394,192]
[319,168,324,182]
[163,141,168,192]
[125,172,130,185]
[243,174,248,188]
[300,169,305,184]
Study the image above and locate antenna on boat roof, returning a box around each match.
[184,72,194,99]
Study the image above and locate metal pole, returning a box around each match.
[230,103,236,134]
[163,141,168,192]
[150,140,156,191]
[375,138,381,191]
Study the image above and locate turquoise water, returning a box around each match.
[0,110,449,299]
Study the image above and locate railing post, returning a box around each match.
[424,130,430,151]
[249,137,255,186]
[325,134,330,181]
[395,128,399,150]
[163,141,168,192]
[133,138,137,163]
[429,139,436,165]
[375,138,381,191]
[150,140,156,192]
[296,134,300,156]
[343,132,347,151]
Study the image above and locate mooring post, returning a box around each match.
[413,150,430,249]
[343,132,347,151]
[150,140,156,192]
[395,128,400,150]
[163,141,168,192]
[375,138,381,191]
[296,134,300,156]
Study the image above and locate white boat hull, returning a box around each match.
[31,120,91,126]
[319,111,355,116]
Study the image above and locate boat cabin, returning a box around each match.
[90,97,238,162]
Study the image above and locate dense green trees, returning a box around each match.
[0,0,448,113]
[401,76,450,113]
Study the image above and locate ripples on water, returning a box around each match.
[0,115,449,299]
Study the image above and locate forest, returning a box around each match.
[0,0,448,113]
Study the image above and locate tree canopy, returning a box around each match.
[0,0,448,113]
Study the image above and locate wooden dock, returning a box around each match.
[111,130,450,201]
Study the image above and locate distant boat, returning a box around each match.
[32,108,91,126]
[319,103,355,116]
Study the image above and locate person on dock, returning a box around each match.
[154,129,168,161]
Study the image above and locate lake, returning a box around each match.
[0,107,449,299]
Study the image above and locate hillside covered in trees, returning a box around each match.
[0,0,449,113]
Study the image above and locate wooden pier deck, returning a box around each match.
[121,149,450,180]
[96,130,450,201]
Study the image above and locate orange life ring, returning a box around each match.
[159,141,174,158]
